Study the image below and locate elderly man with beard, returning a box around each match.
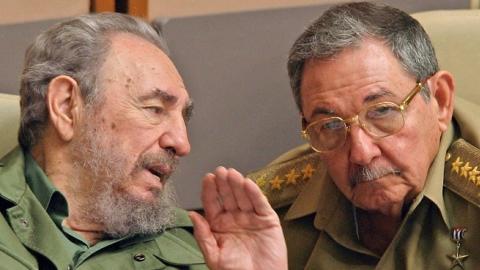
[244,2,480,269]
[0,13,287,270]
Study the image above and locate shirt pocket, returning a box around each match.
[152,230,206,270]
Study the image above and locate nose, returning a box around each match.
[347,124,381,166]
[159,116,191,157]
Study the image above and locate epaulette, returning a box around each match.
[444,138,480,208]
[247,144,322,208]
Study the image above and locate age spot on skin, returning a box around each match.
[111,122,116,130]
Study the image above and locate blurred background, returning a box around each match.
[0,0,475,209]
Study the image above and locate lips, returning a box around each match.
[147,164,172,183]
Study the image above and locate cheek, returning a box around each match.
[323,154,354,195]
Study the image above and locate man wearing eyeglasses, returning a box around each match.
[242,2,480,269]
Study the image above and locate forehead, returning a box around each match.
[300,39,414,117]
[98,32,189,103]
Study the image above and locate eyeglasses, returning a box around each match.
[301,82,424,152]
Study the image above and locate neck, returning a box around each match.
[32,140,106,246]
[63,216,105,245]
[354,206,405,255]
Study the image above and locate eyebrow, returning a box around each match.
[183,100,194,122]
[363,88,395,103]
[311,107,335,118]
[138,88,178,105]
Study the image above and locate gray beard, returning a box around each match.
[69,118,178,238]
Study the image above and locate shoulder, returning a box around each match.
[247,144,322,208]
[445,138,480,208]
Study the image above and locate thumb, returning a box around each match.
[189,211,219,269]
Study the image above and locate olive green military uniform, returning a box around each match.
[249,97,480,269]
[0,148,207,270]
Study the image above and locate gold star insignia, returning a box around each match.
[460,162,472,178]
[451,157,463,174]
[449,252,469,269]
[468,166,480,184]
[269,176,284,190]
[256,174,267,189]
[285,169,300,185]
[302,163,315,180]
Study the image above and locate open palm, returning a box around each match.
[190,167,287,270]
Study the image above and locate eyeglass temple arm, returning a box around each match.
[400,82,423,109]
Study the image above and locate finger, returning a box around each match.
[202,173,223,221]
[244,177,275,216]
[214,166,238,211]
[227,168,254,212]
[189,211,218,268]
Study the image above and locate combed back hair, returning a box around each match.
[19,12,169,150]
[287,2,439,113]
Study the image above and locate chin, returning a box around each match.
[353,191,406,214]
[118,183,162,204]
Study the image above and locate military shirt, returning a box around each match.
[249,97,480,269]
[0,148,207,270]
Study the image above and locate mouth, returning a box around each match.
[146,165,172,184]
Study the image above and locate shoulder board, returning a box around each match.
[247,144,322,208]
[444,138,480,208]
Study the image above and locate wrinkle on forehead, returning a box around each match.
[302,79,385,119]
[99,33,188,111]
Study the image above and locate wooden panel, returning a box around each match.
[91,0,115,13]
[147,0,350,19]
[129,0,148,18]
[0,0,89,25]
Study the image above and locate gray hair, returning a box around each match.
[287,2,439,113]
[19,13,169,150]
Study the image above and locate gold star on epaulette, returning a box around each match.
[285,169,300,185]
[451,157,463,174]
[270,176,284,190]
[256,174,268,190]
[445,139,480,208]
[460,162,472,178]
[302,163,315,180]
[468,166,480,184]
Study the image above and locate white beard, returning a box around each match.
[69,116,178,238]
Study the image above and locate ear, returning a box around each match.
[46,76,83,142]
[428,71,455,132]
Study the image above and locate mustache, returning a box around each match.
[349,165,401,186]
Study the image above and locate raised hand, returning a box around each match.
[189,166,287,270]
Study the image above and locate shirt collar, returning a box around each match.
[0,147,27,205]
[23,151,69,227]
[419,123,456,227]
[24,152,58,210]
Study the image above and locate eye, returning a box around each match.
[144,106,164,115]
[321,119,344,130]
[366,104,397,119]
